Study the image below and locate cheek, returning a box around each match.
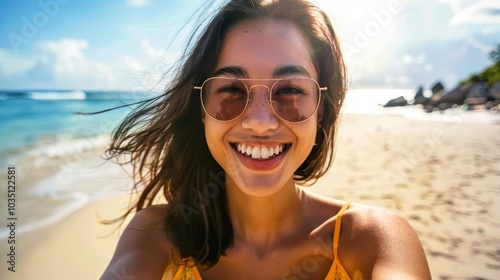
[292,119,318,149]
[204,119,228,160]
[204,120,218,149]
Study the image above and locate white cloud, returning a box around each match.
[127,0,150,7]
[0,38,115,89]
[441,0,500,25]
[32,38,114,85]
[402,52,427,64]
[466,37,493,54]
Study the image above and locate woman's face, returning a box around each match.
[204,19,319,197]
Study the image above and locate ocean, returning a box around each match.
[1,88,499,238]
[0,89,145,238]
[0,90,144,156]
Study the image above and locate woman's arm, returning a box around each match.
[100,205,171,280]
[372,211,431,279]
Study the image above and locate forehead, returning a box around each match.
[215,19,318,79]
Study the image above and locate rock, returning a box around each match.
[437,103,454,110]
[435,84,468,105]
[431,81,445,95]
[383,96,408,107]
[464,83,489,105]
[413,86,428,105]
[489,82,500,100]
[428,81,446,106]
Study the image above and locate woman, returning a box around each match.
[101,0,431,279]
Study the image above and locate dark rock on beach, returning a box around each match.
[383,96,408,107]
[413,86,428,105]
[489,82,500,100]
[387,79,500,113]
[431,81,445,95]
[434,84,468,105]
[464,83,489,106]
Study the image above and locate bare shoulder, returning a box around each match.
[100,205,172,280]
[345,203,409,233]
[341,203,432,280]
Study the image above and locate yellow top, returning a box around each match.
[170,202,361,280]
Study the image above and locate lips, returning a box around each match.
[234,144,287,160]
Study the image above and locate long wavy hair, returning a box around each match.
[107,0,347,267]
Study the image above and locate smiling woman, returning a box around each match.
[100,0,431,279]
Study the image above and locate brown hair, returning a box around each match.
[107,0,347,267]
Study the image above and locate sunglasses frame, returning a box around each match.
[194,77,327,123]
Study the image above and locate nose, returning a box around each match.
[241,86,279,133]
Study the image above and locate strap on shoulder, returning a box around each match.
[333,202,351,259]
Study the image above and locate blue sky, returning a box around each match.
[0,0,499,91]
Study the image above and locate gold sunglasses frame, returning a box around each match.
[194,77,327,123]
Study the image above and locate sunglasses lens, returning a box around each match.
[201,78,320,122]
[201,78,248,121]
[271,79,319,122]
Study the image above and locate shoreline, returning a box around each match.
[1,195,132,280]
[0,134,133,239]
[1,112,499,279]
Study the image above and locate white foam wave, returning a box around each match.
[28,90,87,100]
[26,135,110,162]
[0,192,89,239]
[0,142,132,239]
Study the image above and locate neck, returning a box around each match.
[225,177,306,252]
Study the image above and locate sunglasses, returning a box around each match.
[194,77,326,123]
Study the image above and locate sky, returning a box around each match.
[0,0,499,91]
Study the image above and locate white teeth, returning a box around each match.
[261,147,270,159]
[235,144,286,160]
[236,144,247,153]
[251,147,260,159]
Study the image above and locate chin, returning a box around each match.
[227,173,293,198]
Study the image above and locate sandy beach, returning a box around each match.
[1,112,499,280]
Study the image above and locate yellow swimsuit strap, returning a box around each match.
[325,202,352,280]
[334,202,351,260]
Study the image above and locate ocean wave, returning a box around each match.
[0,135,133,239]
[29,90,87,100]
[0,90,146,100]
[0,192,90,239]
[26,135,111,161]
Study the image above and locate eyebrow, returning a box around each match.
[212,66,246,78]
[273,65,312,78]
[212,65,312,78]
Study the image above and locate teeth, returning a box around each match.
[251,147,260,159]
[261,147,270,159]
[235,144,286,160]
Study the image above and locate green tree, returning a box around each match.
[490,43,500,65]
[460,43,500,87]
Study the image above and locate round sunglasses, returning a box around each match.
[194,77,326,123]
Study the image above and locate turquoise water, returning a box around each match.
[0,90,143,156]
[0,90,146,238]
